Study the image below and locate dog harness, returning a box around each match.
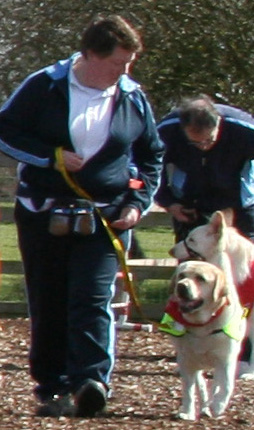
[159,298,247,341]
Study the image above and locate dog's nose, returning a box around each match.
[177,282,192,300]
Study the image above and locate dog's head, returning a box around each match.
[170,211,228,261]
[170,260,228,317]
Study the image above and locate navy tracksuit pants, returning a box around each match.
[14,200,130,399]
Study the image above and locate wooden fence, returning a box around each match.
[0,153,178,317]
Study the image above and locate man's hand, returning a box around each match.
[110,207,140,230]
[55,150,85,172]
[167,203,198,223]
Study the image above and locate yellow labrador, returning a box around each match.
[160,260,246,420]
[170,211,254,379]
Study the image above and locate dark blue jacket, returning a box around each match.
[0,54,164,215]
[156,104,254,213]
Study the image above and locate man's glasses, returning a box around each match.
[186,119,220,148]
[188,137,216,147]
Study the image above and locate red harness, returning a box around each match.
[237,260,254,309]
[164,298,227,327]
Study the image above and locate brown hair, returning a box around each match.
[80,14,143,58]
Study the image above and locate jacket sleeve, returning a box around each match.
[0,72,56,167]
[155,115,183,209]
[155,162,180,208]
[124,92,165,215]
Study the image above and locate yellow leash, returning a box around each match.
[55,147,148,321]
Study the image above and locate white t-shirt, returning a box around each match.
[69,64,116,163]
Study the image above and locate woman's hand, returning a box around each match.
[55,150,85,172]
[110,207,141,230]
[168,203,198,223]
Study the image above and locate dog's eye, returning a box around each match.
[195,274,206,282]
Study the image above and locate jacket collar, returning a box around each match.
[44,53,141,109]
[44,52,140,93]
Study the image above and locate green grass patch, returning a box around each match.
[0,274,26,301]
[134,226,175,259]
[133,226,175,304]
[0,222,20,260]
[136,279,170,304]
[0,219,26,301]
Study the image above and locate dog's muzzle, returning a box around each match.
[176,280,204,313]
[177,281,194,301]
[183,238,205,261]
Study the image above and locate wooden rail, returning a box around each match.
[127,258,177,281]
[1,257,177,279]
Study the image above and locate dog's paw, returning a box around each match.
[200,406,212,418]
[177,405,196,421]
[210,401,227,418]
[178,411,196,421]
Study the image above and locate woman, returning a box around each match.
[0,14,164,416]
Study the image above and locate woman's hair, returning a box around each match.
[80,14,143,58]
[179,94,219,132]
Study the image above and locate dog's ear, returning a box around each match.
[208,211,226,237]
[221,208,234,227]
[213,268,228,302]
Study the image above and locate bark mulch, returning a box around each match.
[0,318,253,430]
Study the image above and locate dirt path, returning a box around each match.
[0,318,252,429]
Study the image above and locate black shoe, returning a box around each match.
[35,394,74,417]
[74,379,107,417]
[34,376,70,402]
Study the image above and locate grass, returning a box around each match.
[134,226,175,303]
[134,226,174,258]
[0,222,20,260]
[0,218,26,301]
[0,206,175,303]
